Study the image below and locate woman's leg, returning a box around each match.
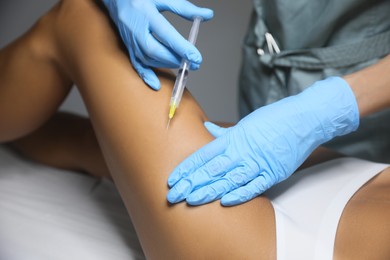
[48,1,275,259]
[0,10,107,178]
[51,1,390,256]
[8,111,109,178]
[0,11,72,142]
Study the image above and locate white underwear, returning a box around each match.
[265,158,389,260]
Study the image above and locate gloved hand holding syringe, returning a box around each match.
[167,17,203,129]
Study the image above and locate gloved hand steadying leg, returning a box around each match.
[102,0,213,90]
[167,77,360,206]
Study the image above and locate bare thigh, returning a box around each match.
[50,1,277,259]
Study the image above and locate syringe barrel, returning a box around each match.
[169,16,202,109]
[170,60,190,107]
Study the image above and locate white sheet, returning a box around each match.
[0,146,145,260]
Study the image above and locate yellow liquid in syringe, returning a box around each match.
[166,103,177,129]
[169,103,177,119]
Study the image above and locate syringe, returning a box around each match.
[167,16,203,129]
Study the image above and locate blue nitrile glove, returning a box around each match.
[167,77,359,206]
[102,0,213,90]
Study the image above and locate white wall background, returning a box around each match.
[0,0,253,123]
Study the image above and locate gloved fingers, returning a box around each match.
[185,184,224,205]
[130,54,161,90]
[204,122,230,138]
[167,137,227,186]
[189,62,200,70]
[116,9,182,69]
[113,19,160,89]
[155,0,214,21]
[117,24,162,90]
[220,174,268,206]
[167,179,190,203]
[167,155,234,203]
[137,33,183,68]
[149,13,202,65]
[186,166,250,205]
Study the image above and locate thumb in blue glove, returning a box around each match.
[167,77,360,206]
[204,122,230,137]
[102,0,213,90]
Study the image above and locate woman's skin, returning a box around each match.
[9,112,109,178]
[0,0,389,258]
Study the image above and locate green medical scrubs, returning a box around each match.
[239,0,390,163]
